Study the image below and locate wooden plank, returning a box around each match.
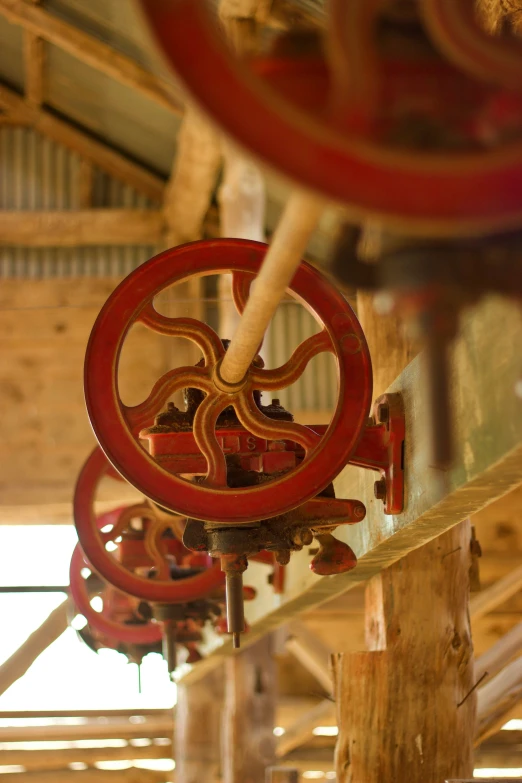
[222,636,276,783]
[0,718,173,743]
[0,84,165,202]
[175,670,222,783]
[0,599,70,698]
[0,0,182,115]
[477,657,522,744]
[276,700,335,758]
[0,771,167,783]
[0,743,172,772]
[182,296,522,682]
[0,209,165,246]
[285,622,332,694]
[471,564,522,621]
[23,31,44,108]
[475,620,522,681]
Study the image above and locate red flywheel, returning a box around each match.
[83,239,372,525]
[138,0,522,234]
[74,447,225,603]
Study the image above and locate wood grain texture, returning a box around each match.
[222,636,276,783]
[182,296,522,681]
[0,209,165,246]
[175,669,223,783]
[333,280,475,782]
[0,0,182,114]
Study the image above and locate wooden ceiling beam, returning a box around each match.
[0,83,165,201]
[23,0,45,109]
[0,744,172,773]
[0,208,165,246]
[0,0,182,114]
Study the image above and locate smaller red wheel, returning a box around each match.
[69,534,163,646]
[74,447,225,604]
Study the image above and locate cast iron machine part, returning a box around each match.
[137,1,522,472]
[72,448,241,673]
[80,239,405,648]
[73,447,269,661]
[331,225,522,468]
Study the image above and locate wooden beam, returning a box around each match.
[0,0,182,114]
[0,743,172,772]
[222,636,277,783]
[285,622,332,694]
[183,296,522,682]
[471,564,522,622]
[0,599,70,698]
[0,83,165,202]
[0,209,165,246]
[476,621,522,682]
[175,669,222,783]
[276,700,335,758]
[477,657,522,744]
[0,770,167,783]
[0,718,173,743]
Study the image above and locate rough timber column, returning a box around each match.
[332,241,476,781]
[175,668,223,783]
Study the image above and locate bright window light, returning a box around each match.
[95,761,132,771]
[90,596,103,613]
[325,773,336,780]
[273,727,285,737]
[503,719,522,730]
[0,526,176,711]
[69,762,88,771]
[474,770,522,778]
[303,772,325,780]
[133,760,175,771]
[313,726,338,737]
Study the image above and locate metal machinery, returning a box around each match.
[77,241,405,649]
[138,0,522,467]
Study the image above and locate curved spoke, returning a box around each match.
[144,518,180,580]
[250,330,333,391]
[192,392,230,488]
[100,503,153,545]
[123,366,213,434]
[231,271,254,315]
[234,392,321,453]
[138,304,224,365]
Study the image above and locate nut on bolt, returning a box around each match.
[374,478,387,501]
[292,528,314,547]
[376,402,389,424]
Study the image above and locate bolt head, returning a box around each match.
[376,402,389,424]
[374,478,387,501]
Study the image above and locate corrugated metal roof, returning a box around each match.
[0,126,157,277]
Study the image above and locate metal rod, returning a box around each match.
[219,191,323,385]
[225,570,245,649]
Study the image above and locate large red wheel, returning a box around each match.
[74,447,225,603]
[138,0,522,234]
[84,240,372,525]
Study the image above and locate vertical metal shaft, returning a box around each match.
[162,620,177,675]
[225,570,245,649]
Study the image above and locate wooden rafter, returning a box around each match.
[0,83,165,201]
[23,0,45,109]
[0,209,165,246]
[0,0,182,114]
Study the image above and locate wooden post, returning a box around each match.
[332,283,476,782]
[175,669,223,783]
[222,636,277,783]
